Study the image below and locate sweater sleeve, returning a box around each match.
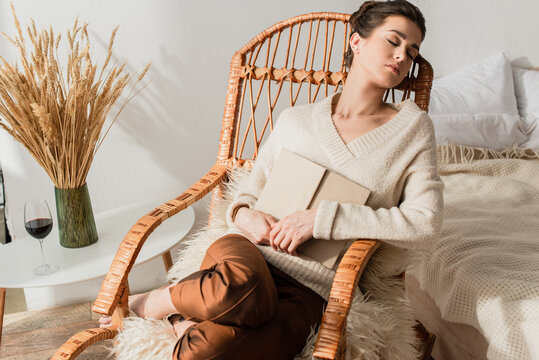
[312,116,444,250]
[225,111,288,228]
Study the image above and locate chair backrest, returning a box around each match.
[216,12,433,169]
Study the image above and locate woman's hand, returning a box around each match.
[269,209,317,256]
[234,207,277,246]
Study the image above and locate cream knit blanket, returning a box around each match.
[410,144,539,360]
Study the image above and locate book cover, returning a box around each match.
[254,149,370,268]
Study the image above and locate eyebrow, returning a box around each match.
[389,29,420,52]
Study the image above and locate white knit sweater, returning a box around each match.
[225,91,444,300]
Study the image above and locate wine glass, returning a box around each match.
[24,199,59,275]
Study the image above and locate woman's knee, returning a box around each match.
[173,235,278,327]
[202,235,277,310]
[201,260,278,328]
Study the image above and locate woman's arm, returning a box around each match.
[313,121,444,250]
[225,111,289,229]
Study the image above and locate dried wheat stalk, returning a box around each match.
[0,3,150,189]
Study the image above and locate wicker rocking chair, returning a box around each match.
[53,12,434,360]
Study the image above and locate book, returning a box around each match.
[254,149,371,268]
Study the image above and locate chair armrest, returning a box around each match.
[51,327,117,360]
[92,163,228,316]
[313,239,381,360]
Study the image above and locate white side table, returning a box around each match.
[0,200,195,345]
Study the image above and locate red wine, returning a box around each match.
[25,218,53,239]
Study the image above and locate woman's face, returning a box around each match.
[350,15,422,89]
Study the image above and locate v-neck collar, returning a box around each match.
[313,91,416,165]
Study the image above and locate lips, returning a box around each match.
[386,65,400,75]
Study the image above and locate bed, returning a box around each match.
[405,52,539,360]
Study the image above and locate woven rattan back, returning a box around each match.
[217,13,433,169]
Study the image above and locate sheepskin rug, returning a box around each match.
[114,167,420,360]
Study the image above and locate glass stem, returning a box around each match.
[39,239,46,265]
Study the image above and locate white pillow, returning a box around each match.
[429,52,519,115]
[520,116,539,149]
[512,67,539,149]
[431,113,528,151]
[512,67,539,120]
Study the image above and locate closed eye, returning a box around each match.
[387,39,415,60]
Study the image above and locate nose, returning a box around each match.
[394,47,406,63]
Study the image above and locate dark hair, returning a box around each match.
[344,0,426,69]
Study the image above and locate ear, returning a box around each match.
[349,32,363,54]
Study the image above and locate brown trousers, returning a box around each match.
[169,234,326,360]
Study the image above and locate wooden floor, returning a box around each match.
[0,301,114,360]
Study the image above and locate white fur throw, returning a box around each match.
[114,167,419,360]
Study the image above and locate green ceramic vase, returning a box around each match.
[54,183,98,248]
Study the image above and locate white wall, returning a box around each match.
[0,0,538,309]
[411,0,539,75]
[0,0,349,309]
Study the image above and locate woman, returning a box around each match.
[101,1,444,359]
